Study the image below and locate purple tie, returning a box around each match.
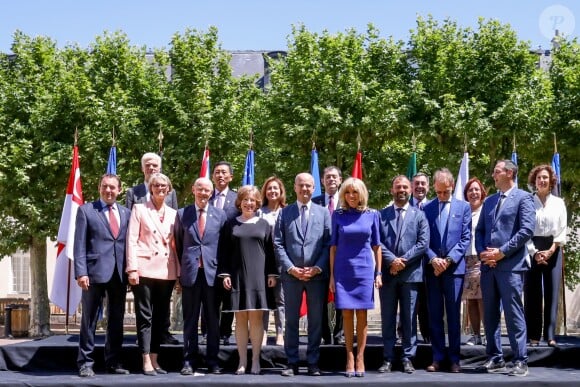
[328,195,334,215]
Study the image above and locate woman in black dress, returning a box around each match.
[221,185,278,375]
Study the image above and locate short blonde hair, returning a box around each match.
[338,177,368,211]
[148,172,173,194]
[235,185,262,210]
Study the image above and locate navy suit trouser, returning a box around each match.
[425,273,464,364]
[77,272,126,368]
[481,269,528,363]
[283,278,326,366]
[182,271,220,368]
[379,278,419,362]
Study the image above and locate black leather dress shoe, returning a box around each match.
[476,359,506,373]
[161,334,180,345]
[154,367,168,374]
[307,366,321,376]
[209,365,223,374]
[378,361,392,373]
[402,360,415,374]
[107,366,130,375]
[180,364,194,375]
[79,365,95,377]
[281,365,299,376]
[221,336,231,346]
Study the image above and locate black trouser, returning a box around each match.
[132,277,175,354]
[524,236,562,342]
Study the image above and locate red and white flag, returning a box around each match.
[200,147,211,178]
[351,150,363,179]
[49,145,83,315]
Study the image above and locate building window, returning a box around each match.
[11,250,30,294]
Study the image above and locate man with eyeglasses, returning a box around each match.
[422,169,471,373]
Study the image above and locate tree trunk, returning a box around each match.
[29,236,51,337]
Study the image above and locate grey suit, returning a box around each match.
[274,202,331,367]
[74,200,131,369]
[379,204,429,362]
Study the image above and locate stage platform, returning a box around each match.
[1,334,579,386]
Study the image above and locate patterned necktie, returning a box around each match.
[108,204,119,238]
[198,208,206,238]
[300,205,308,235]
[439,201,449,241]
[216,193,224,209]
[328,195,334,216]
[495,194,506,218]
[395,207,403,235]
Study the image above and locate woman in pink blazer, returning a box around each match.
[127,173,179,375]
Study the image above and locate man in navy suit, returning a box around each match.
[423,168,471,373]
[378,175,429,374]
[312,165,344,346]
[409,172,431,344]
[175,177,228,375]
[209,161,240,345]
[274,172,331,377]
[475,159,535,377]
[125,152,179,345]
[74,174,131,377]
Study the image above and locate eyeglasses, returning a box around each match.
[152,183,168,189]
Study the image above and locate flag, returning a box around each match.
[552,152,561,196]
[106,146,117,175]
[351,150,363,179]
[310,149,322,197]
[200,147,210,178]
[49,145,83,315]
[511,151,518,187]
[406,152,417,180]
[242,149,255,186]
[453,152,469,201]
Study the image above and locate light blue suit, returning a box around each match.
[423,198,471,365]
[274,202,331,367]
[379,204,429,362]
[475,188,535,363]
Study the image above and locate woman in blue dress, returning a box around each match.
[329,177,382,377]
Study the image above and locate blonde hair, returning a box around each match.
[338,177,368,211]
[148,173,173,194]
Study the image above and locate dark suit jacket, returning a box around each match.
[174,204,228,287]
[312,194,326,207]
[210,189,239,221]
[125,183,178,210]
[74,200,131,284]
[379,205,429,283]
[475,188,536,272]
[423,198,471,276]
[274,202,331,281]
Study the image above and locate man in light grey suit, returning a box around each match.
[125,152,179,344]
[475,159,535,377]
[274,172,331,377]
[378,175,429,374]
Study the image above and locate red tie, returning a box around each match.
[198,209,206,238]
[108,204,119,238]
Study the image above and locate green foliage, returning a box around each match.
[0,18,579,296]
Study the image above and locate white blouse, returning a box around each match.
[468,205,482,256]
[527,193,567,256]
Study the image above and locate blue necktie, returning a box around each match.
[439,201,449,242]
[300,205,308,235]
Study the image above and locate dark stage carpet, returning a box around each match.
[1,334,579,386]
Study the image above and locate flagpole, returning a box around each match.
[553,133,567,335]
[64,129,79,335]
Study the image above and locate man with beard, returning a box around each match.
[409,172,431,344]
[378,175,429,374]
